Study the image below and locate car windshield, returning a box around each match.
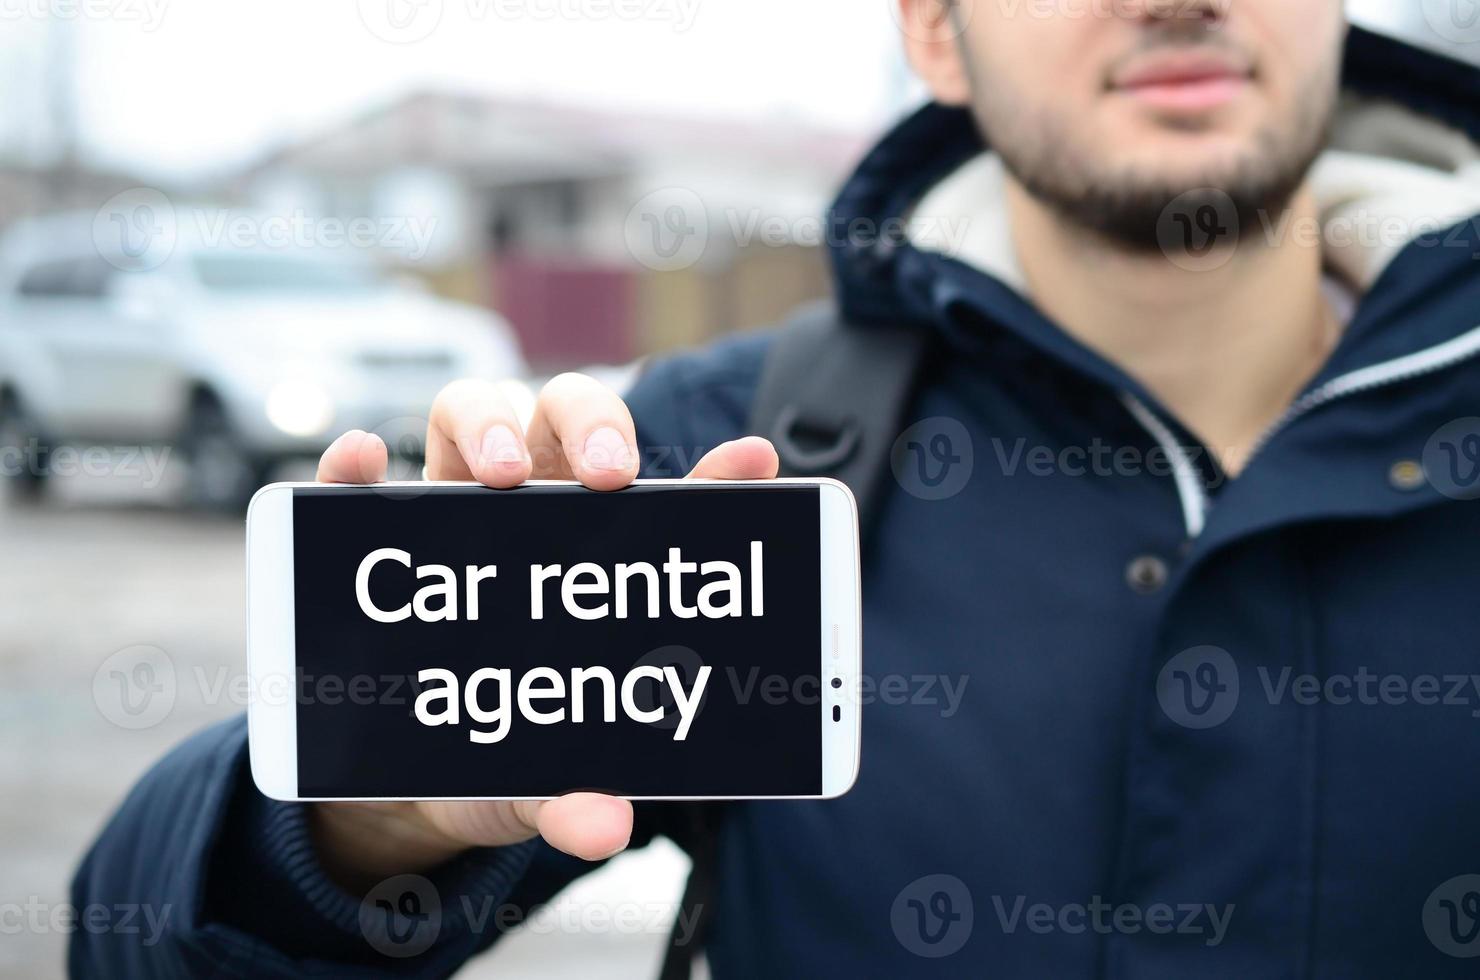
[192,252,385,294]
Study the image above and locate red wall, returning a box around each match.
[492,254,635,368]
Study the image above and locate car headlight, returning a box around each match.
[265,381,335,438]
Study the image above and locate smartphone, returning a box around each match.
[246,479,861,801]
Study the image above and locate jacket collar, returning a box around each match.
[823,26,1480,547]
[826,25,1480,383]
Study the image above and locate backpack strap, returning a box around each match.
[657,302,930,980]
[751,301,931,530]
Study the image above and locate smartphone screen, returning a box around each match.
[288,484,825,798]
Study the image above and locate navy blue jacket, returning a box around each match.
[72,26,1480,978]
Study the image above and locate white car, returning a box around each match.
[0,211,525,508]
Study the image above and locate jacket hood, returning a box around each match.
[826,25,1480,379]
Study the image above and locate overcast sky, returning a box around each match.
[0,0,1453,181]
[0,0,909,180]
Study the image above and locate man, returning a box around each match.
[73,0,1480,976]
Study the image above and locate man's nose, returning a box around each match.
[1135,0,1227,28]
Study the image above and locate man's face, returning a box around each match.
[916,0,1347,249]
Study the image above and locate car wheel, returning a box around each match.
[0,392,49,501]
[182,399,270,512]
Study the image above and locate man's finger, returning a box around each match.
[686,437,780,481]
[525,373,640,490]
[315,430,389,484]
[427,379,533,487]
[527,793,635,862]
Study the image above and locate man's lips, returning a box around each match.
[1108,48,1254,113]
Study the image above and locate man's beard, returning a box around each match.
[969,51,1339,255]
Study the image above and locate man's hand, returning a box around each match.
[308,372,779,891]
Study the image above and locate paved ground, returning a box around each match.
[0,460,691,979]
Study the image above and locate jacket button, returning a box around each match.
[1389,460,1426,492]
[1126,555,1169,595]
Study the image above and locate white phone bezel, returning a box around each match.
[246,478,862,802]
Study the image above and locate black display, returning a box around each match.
[291,484,823,797]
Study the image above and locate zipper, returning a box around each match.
[1122,393,1210,540]
[1122,322,1480,541]
[1243,322,1480,467]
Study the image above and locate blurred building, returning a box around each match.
[225,92,870,368]
[0,160,154,234]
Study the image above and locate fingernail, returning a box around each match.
[593,841,629,861]
[479,425,528,469]
[583,426,634,472]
